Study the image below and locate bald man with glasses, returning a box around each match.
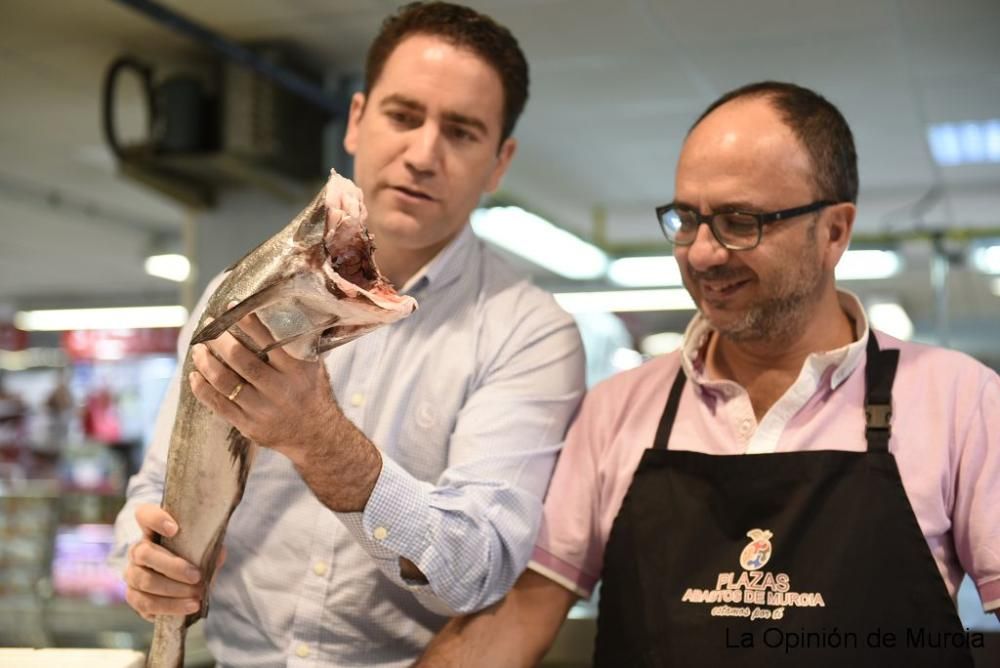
[415,81,1000,668]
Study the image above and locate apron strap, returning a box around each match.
[864,333,900,453]
[652,366,687,450]
[652,332,901,453]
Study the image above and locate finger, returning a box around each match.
[125,586,201,619]
[201,314,276,371]
[189,370,249,423]
[134,504,178,540]
[129,540,202,586]
[125,562,203,600]
[191,344,255,406]
[228,305,276,350]
[228,303,295,370]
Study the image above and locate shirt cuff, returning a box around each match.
[979,577,1000,613]
[528,547,595,599]
[336,455,435,574]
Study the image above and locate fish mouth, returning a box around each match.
[323,220,380,292]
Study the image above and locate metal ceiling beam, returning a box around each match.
[111,0,340,117]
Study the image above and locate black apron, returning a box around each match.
[594,335,974,667]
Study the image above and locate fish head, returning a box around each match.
[252,171,418,360]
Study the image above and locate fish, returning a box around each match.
[146,170,417,668]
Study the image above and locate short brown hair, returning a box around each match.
[364,1,529,143]
[692,81,859,204]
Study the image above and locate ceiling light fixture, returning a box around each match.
[867,302,914,341]
[554,289,695,313]
[640,331,685,356]
[144,253,191,282]
[471,206,607,280]
[927,120,1000,166]
[607,256,682,287]
[970,244,1000,275]
[836,250,902,280]
[15,306,188,331]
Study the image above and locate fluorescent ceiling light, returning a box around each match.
[927,120,1000,166]
[609,250,899,286]
[471,206,607,280]
[15,306,188,331]
[0,348,67,371]
[145,254,191,282]
[867,302,913,341]
[554,289,695,313]
[611,347,644,371]
[640,331,685,356]
[970,244,1000,274]
[836,250,901,280]
[608,256,682,287]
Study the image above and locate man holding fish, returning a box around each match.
[111,2,586,666]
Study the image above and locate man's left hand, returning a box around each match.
[188,308,382,511]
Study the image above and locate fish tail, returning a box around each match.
[146,614,186,668]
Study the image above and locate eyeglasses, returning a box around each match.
[655,200,837,250]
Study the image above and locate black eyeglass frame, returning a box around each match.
[655,200,838,250]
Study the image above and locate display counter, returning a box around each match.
[0,648,144,667]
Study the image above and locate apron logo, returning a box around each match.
[680,526,826,621]
[739,529,773,571]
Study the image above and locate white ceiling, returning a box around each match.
[1,0,998,358]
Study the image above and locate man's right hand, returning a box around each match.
[123,504,210,621]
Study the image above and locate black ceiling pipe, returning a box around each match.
[111,0,340,118]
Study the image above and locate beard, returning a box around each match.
[692,223,825,343]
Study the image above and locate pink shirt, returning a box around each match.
[530,292,1000,614]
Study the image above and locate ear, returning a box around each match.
[484,137,518,193]
[342,92,367,157]
[823,202,856,271]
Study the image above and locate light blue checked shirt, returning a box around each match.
[111,224,586,667]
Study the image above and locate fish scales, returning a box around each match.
[146,173,416,667]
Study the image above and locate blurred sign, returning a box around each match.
[62,329,180,361]
[0,324,28,351]
[51,523,127,604]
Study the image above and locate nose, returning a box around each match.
[404,123,442,178]
[683,222,730,272]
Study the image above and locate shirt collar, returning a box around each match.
[398,224,476,296]
[681,288,870,391]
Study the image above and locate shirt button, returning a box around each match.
[312,561,327,576]
[350,393,365,407]
[373,526,389,541]
[740,419,753,435]
[295,644,310,658]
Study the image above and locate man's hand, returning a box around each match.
[123,504,224,621]
[189,308,382,512]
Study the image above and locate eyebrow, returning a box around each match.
[380,94,489,136]
[673,199,764,213]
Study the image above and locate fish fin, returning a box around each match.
[314,330,367,354]
[189,430,255,629]
[227,427,254,484]
[229,325,269,362]
[293,193,327,243]
[258,316,341,356]
[190,280,289,345]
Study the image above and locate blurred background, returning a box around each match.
[1,0,998,665]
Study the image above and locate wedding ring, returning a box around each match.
[227,381,244,402]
